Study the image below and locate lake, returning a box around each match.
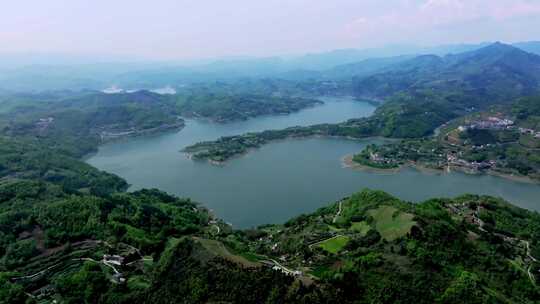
[87,97,540,228]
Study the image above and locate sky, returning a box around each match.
[1,0,539,60]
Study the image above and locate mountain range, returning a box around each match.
[1,41,540,92]
[354,42,540,107]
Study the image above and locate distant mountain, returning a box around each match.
[267,41,537,71]
[280,43,493,70]
[319,55,414,80]
[1,41,539,92]
[354,42,540,107]
[272,56,414,81]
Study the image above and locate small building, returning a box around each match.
[103,254,125,266]
[111,273,126,284]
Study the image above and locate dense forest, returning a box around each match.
[1,179,538,303]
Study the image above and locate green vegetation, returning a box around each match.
[170,90,323,123]
[351,96,540,181]
[1,90,184,157]
[185,43,540,164]
[354,43,540,107]
[0,181,210,302]
[367,206,416,241]
[317,236,350,254]
[1,128,539,303]
[0,42,539,302]
[195,238,258,267]
[224,189,540,303]
[0,136,127,195]
[352,144,400,169]
[0,88,324,156]
[350,221,371,235]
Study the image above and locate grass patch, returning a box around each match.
[318,236,350,254]
[239,252,265,262]
[367,206,416,241]
[519,134,540,148]
[310,265,331,278]
[196,238,259,267]
[127,275,151,291]
[350,221,371,236]
[327,225,344,232]
[142,255,154,270]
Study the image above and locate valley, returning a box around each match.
[1,42,540,303]
[88,97,540,228]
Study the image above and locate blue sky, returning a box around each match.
[1,0,539,60]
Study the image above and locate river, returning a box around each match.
[87,96,540,228]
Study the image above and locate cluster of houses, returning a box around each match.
[446,153,495,171]
[365,151,396,166]
[457,116,514,132]
[35,117,54,132]
[458,116,540,138]
[519,127,540,138]
[103,254,126,284]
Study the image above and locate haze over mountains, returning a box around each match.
[1,41,540,92]
[354,42,540,104]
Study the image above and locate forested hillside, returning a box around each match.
[1,180,538,303]
[354,43,540,104]
[351,96,540,181]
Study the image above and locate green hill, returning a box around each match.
[354,42,540,105]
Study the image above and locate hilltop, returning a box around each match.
[354,42,540,105]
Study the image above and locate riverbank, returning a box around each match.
[341,154,540,185]
[100,121,185,142]
[341,154,402,174]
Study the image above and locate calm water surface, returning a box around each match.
[87,97,540,228]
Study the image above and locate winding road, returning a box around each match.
[332,201,343,224]
[525,241,537,284]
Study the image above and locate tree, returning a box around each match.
[437,271,488,304]
[55,262,109,304]
[0,274,30,304]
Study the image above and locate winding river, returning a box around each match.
[87,96,540,228]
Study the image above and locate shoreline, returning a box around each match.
[341,154,402,174]
[187,136,394,167]
[341,154,540,185]
[182,98,325,124]
[82,123,185,161]
[100,122,185,142]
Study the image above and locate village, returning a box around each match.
[356,114,540,178]
[457,116,540,139]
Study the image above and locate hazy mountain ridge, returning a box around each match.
[354,43,540,105]
[1,41,539,92]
